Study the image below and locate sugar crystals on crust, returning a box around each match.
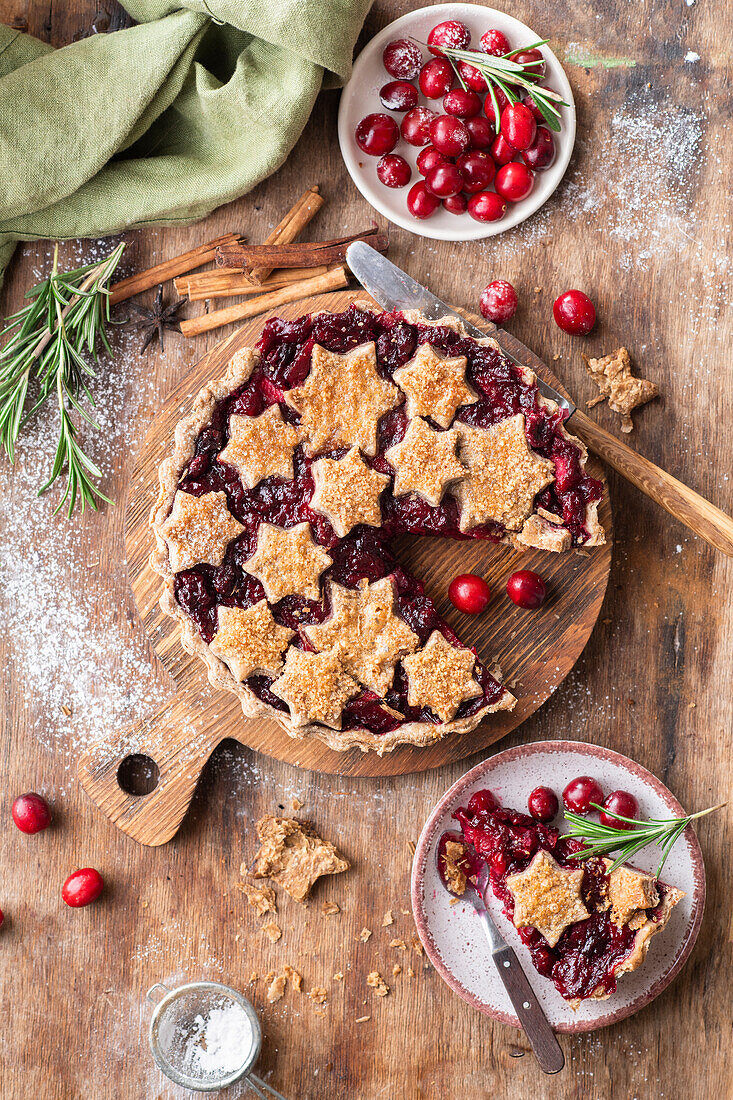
[402,631,482,723]
[385,417,466,508]
[506,849,589,947]
[159,490,244,572]
[309,446,390,537]
[217,404,301,488]
[270,648,359,728]
[243,521,332,602]
[393,343,477,428]
[209,601,295,681]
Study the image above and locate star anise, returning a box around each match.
[127,285,186,353]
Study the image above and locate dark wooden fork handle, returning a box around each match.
[493,945,565,1074]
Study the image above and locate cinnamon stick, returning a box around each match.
[216,229,388,273]
[244,185,324,284]
[175,265,331,301]
[179,265,348,338]
[109,233,245,306]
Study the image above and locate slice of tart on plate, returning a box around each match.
[150,303,604,754]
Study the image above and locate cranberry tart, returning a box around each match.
[440,793,683,1005]
[150,303,604,754]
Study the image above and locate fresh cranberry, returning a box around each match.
[480,29,510,56]
[522,127,555,170]
[428,20,471,55]
[510,48,546,80]
[443,193,468,215]
[417,145,447,176]
[495,161,534,202]
[407,181,441,219]
[467,789,499,816]
[443,88,482,118]
[12,793,52,834]
[483,87,510,125]
[379,80,418,112]
[448,573,491,614]
[528,786,559,822]
[467,191,507,222]
[429,114,471,157]
[500,102,537,151]
[553,290,597,335]
[600,790,639,829]
[506,569,546,608]
[479,280,518,324]
[377,154,412,188]
[62,867,104,908]
[466,115,493,150]
[456,61,488,92]
[401,106,436,146]
[489,133,515,165]
[425,162,464,198]
[419,57,453,99]
[383,38,423,80]
[355,113,399,156]
[563,776,604,815]
[456,151,495,193]
[524,89,558,122]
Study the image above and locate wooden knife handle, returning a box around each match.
[492,945,564,1074]
[570,409,733,556]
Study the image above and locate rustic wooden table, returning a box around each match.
[0,2,730,1097]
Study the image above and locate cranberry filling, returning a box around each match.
[441,793,667,1002]
[173,305,602,734]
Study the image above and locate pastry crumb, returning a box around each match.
[583,346,658,432]
[266,973,287,1003]
[389,938,407,949]
[236,881,277,915]
[366,971,389,997]
[411,936,424,956]
[263,921,282,943]
[307,986,328,1005]
[407,967,415,978]
[291,797,303,810]
[381,909,394,926]
[248,972,258,984]
[284,965,302,992]
[251,815,349,902]
[333,971,344,982]
[392,964,402,977]
[359,927,372,942]
[321,901,341,916]
[355,1015,371,1023]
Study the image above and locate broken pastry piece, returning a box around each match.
[250,815,349,902]
[237,880,277,916]
[583,346,659,432]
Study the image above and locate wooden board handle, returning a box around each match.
[77,705,225,846]
[571,409,733,556]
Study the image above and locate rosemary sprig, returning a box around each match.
[412,37,568,133]
[564,802,725,877]
[0,242,124,515]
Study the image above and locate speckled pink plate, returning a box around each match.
[411,740,705,1032]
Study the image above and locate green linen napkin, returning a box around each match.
[0,0,372,286]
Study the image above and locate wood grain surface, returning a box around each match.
[0,2,731,1098]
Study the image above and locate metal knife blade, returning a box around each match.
[346,241,575,420]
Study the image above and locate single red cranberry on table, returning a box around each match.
[419,57,453,99]
[466,115,493,150]
[522,127,556,171]
[62,867,104,908]
[425,162,464,198]
[483,86,510,125]
[443,88,482,118]
[528,786,560,822]
[417,145,447,176]
[489,133,515,165]
[467,191,507,223]
[448,573,491,614]
[383,38,423,80]
[480,28,510,56]
[479,280,518,324]
[379,80,418,112]
[401,106,436,147]
[456,150,495,193]
[506,569,546,608]
[500,102,537,152]
[467,789,499,816]
[407,181,441,219]
[524,89,559,122]
[428,20,470,54]
[443,193,468,215]
[600,790,639,829]
[12,792,52,834]
[377,154,412,188]
[563,776,604,815]
[429,114,471,157]
[355,113,399,156]
[495,161,534,202]
[456,60,488,92]
[510,48,546,80]
[553,290,597,335]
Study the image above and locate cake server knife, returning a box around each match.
[346,242,733,556]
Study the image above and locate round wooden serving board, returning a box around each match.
[78,290,612,845]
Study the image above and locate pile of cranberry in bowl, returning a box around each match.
[338,5,575,240]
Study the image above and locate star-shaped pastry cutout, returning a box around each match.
[284,342,400,456]
[402,631,482,723]
[304,578,419,696]
[506,849,590,947]
[209,601,295,681]
[310,446,390,537]
[270,648,359,728]
[217,405,300,488]
[455,413,554,532]
[159,490,244,572]
[243,522,332,602]
[385,417,466,507]
[393,342,477,429]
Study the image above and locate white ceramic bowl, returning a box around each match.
[338,4,576,241]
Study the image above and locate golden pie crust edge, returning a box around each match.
[149,304,604,754]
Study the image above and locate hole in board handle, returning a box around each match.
[117,753,160,796]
